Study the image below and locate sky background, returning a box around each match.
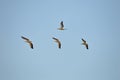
[0,0,120,80]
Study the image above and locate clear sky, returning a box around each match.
[0,0,120,80]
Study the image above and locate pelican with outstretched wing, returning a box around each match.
[82,38,88,49]
[52,37,61,49]
[58,21,65,30]
[21,36,33,49]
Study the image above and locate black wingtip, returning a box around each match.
[21,36,24,38]
[52,37,57,40]
[61,21,63,24]
[59,46,61,49]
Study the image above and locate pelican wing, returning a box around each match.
[21,36,33,49]
[81,38,88,49]
[82,38,86,43]
[52,37,58,41]
[60,21,64,28]
[21,36,29,41]
[53,37,61,49]
[29,42,33,49]
[85,44,88,49]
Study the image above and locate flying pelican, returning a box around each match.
[21,36,33,49]
[58,21,65,30]
[81,38,88,49]
[52,37,61,49]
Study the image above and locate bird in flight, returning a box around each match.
[21,36,33,49]
[52,37,61,49]
[58,21,65,30]
[81,38,88,49]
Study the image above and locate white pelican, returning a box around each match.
[21,36,33,49]
[82,38,88,49]
[52,37,61,49]
[58,21,65,30]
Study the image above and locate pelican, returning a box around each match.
[21,36,33,49]
[52,37,61,49]
[58,21,65,30]
[81,38,88,49]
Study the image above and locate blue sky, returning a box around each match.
[0,0,120,80]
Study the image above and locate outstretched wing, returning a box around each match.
[21,36,33,49]
[53,37,61,49]
[82,38,88,49]
[85,44,88,49]
[60,21,64,28]
[29,42,33,49]
[82,38,86,43]
[53,37,58,41]
[21,36,29,41]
